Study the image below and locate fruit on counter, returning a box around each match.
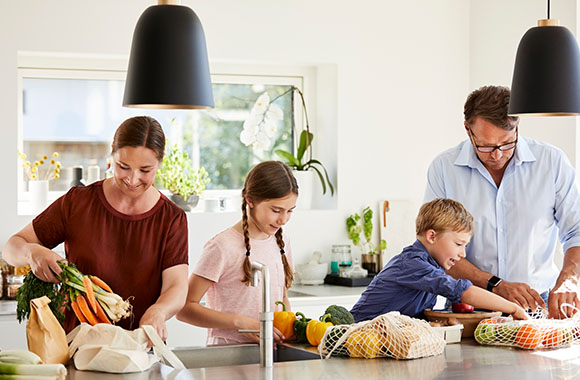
[542,328,564,348]
[451,302,474,313]
[293,312,312,343]
[496,324,519,343]
[16,261,131,327]
[345,329,382,359]
[323,305,355,325]
[306,314,333,346]
[273,301,296,340]
[515,324,543,349]
[324,327,348,354]
[0,350,66,380]
[474,319,498,344]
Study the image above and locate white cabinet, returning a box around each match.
[289,295,359,320]
[0,315,27,349]
[166,317,207,348]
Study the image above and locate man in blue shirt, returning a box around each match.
[424,85,580,319]
[350,199,527,322]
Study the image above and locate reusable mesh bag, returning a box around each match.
[319,311,445,360]
[474,308,580,350]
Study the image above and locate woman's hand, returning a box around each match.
[29,245,63,283]
[140,306,168,344]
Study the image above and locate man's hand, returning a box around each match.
[493,281,544,312]
[548,278,580,319]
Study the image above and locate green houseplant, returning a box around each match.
[241,86,334,196]
[346,206,386,275]
[157,144,211,211]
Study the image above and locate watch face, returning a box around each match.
[489,276,501,287]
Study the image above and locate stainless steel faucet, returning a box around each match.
[239,261,273,368]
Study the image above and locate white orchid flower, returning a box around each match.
[240,129,257,146]
[254,131,271,150]
[266,103,283,121]
[242,117,260,134]
[252,92,270,115]
[263,119,277,138]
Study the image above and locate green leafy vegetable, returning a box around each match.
[16,271,67,324]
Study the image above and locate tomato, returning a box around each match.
[451,302,475,313]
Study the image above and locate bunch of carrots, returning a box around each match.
[57,262,131,325]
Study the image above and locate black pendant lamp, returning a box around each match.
[508,0,580,116]
[123,0,214,109]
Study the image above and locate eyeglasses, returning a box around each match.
[467,127,518,153]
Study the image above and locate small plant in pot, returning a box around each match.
[346,206,386,275]
[157,144,211,211]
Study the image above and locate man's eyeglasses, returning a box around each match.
[467,127,518,153]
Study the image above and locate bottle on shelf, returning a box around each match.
[70,166,85,187]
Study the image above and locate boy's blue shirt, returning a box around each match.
[350,239,472,322]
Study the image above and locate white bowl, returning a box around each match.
[296,262,328,285]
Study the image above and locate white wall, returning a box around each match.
[5,1,575,272]
[470,0,579,167]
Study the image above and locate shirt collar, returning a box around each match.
[412,239,442,269]
[454,137,536,169]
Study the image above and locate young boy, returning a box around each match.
[350,198,528,322]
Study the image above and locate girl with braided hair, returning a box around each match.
[177,161,298,344]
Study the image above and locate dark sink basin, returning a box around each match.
[172,343,320,369]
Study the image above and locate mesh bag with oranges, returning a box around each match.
[474,310,580,349]
[319,311,446,360]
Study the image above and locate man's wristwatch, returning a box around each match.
[487,275,503,292]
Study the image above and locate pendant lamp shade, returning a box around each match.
[508,20,580,116]
[123,3,214,109]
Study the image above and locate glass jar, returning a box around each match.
[331,245,352,275]
[6,275,25,300]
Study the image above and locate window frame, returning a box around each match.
[16,52,318,214]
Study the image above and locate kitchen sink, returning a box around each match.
[172,343,320,368]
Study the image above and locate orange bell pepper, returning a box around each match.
[274,301,296,340]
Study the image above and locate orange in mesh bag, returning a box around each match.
[474,309,580,350]
[320,312,445,360]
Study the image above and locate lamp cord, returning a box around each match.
[547,0,550,19]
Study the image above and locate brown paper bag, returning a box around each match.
[27,296,70,365]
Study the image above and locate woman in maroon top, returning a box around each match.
[3,116,189,340]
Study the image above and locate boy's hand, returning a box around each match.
[511,305,530,320]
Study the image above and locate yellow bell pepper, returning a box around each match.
[306,313,333,346]
[345,329,382,359]
[273,301,296,339]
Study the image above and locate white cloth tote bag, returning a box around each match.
[67,323,185,373]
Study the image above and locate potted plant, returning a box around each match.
[157,144,211,211]
[240,86,334,208]
[346,206,386,275]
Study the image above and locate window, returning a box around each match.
[17,54,315,213]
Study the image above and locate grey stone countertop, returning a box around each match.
[64,339,580,380]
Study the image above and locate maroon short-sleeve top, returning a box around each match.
[33,180,188,332]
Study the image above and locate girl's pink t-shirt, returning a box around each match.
[193,227,293,344]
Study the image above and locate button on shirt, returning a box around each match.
[350,240,472,322]
[424,137,580,293]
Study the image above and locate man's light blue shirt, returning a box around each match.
[424,136,580,293]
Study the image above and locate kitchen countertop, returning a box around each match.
[288,283,366,298]
[64,339,580,379]
[0,283,365,316]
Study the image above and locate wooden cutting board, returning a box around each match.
[378,199,419,265]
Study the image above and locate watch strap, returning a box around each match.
[487,275,502,292]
